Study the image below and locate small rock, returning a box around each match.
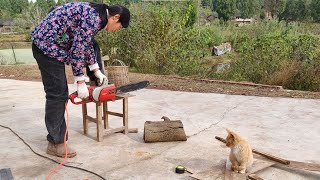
[9,75,15,77]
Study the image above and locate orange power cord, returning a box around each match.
[0,103,105,179]
[46,102,69,180]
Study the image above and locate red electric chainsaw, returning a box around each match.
[69,80,150,105]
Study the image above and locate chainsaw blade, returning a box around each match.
[116,81,150,94]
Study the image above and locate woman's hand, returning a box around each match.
[77,81,89,99]
[93,69,108,86]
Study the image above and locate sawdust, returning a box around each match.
[128,151,150,156]
[0,64,319,99]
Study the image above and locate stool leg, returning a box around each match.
[96,102,103,142]
[82,104,88,135]
[123,97,128,134]
[103,102,108,129]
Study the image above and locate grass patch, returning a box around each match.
[0,34,28,42]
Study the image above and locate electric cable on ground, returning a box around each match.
[0,123,106,180]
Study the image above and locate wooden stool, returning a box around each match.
[82,93,138,142]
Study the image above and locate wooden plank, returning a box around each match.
[82,104,88,135]
[215,136,226,143]
[225,158,246,180]
[247,159,275,174]
[106,111,123,117]
[96,102,103,142]
[215,136,320,172]
[189,169,224,180]
[252,150,290,165]
[111,128,137,133]
[87,116,97,123]
[190,158,274,180]
[103,102,108,129]
[105,127,125,134]
[128,128,138,133]
[215,136,290,165]
[123,97,128,134]
[247,174,263,180]
[279,161,320,172]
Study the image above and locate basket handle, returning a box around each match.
[110,59,126,66]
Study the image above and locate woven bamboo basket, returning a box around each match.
[106,59,129,87]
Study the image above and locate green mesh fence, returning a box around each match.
[0,48,35,65]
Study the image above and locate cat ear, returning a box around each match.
[226,128,236,138]
[226,128,232,134]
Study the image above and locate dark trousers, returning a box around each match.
[32,42,104,144]
[32,43,68,144]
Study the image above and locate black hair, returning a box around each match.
[107,5,130,28]
[89,3,108,30]
[89,3,130,29]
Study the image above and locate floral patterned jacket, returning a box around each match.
[31,2,102,78]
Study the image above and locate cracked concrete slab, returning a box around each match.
[0,79,319,180]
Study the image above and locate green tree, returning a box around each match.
[56,0,65,6]
[216,0,237,21]
[201,0,212,9]
[263,0,285,18]
[260,8,266,19]
[279,0,307,22]
[35,0,49,12]
[0,0,12,19]
[17,2,48,30]
[183,0,198,27]
[10,0,28,16]
[236,0,260,18]
[47,0,56,11]
[0,0,29,18]
[212,0,219,11]
[310,0,320,22]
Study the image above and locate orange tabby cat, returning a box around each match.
[225,128,253,174]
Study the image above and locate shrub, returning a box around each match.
[97,2,212,76]
[222,22,320,91]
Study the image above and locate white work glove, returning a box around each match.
[73,76,90,84]
[77,82,89,99]
[94,70,108,85]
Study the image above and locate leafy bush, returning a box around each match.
[222,22,320,91]
[96,3,320,91]
[97,2,212,76]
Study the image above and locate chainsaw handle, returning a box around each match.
[97,77,109,87]
[69,92,91,105]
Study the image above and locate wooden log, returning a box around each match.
[144,117,187,143]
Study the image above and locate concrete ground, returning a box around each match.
[0,79,319,180]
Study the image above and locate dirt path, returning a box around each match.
[1,64,319,99]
